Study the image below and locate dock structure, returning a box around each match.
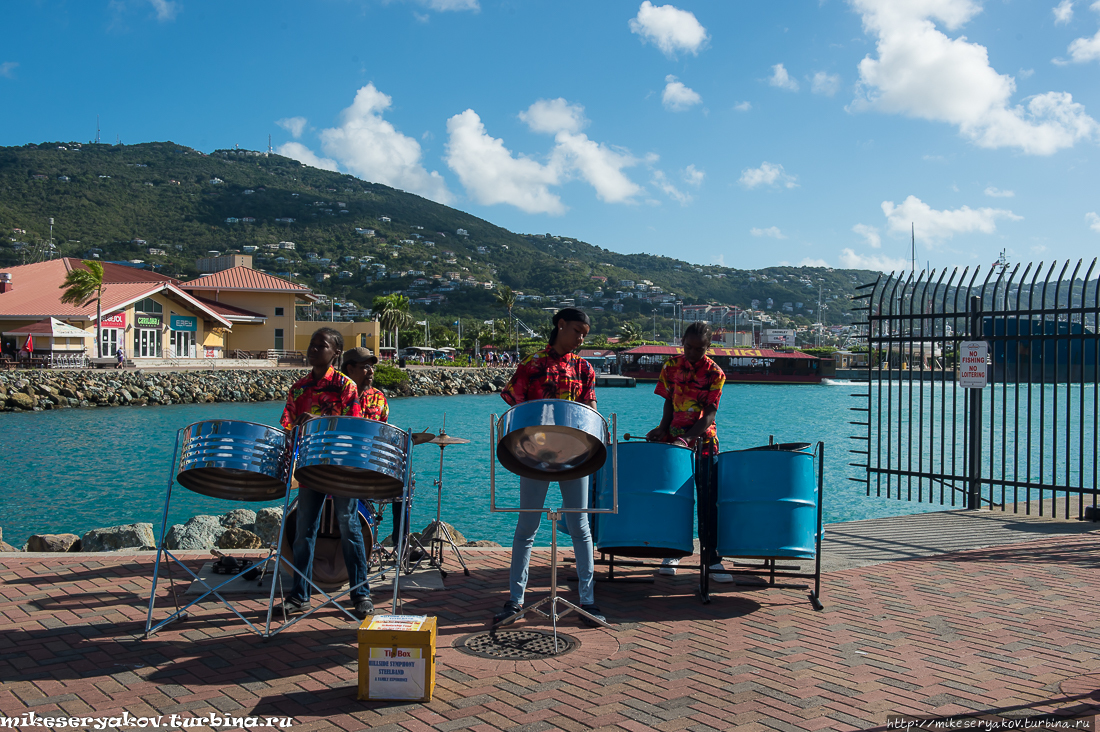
[595,374,636,388]
[1,508,1098,728]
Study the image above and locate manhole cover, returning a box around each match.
[455,629,579,659]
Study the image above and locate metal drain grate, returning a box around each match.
[455,629,579,659]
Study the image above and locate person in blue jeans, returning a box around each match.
[275,328,374,620]
[494,308,605,628]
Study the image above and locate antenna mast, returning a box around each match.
[911,222,917,273]
[267,134,273,156]
[95,115,101,144]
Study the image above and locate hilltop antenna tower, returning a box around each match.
[267,134,273,156]
[95,115,101,144]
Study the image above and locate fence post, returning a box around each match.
[967,295,983,510]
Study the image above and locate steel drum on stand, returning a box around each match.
[591,441,695,558]
[715,444,817,559]
[496,399,609,480]
[293,417,410,499]
[176,420,290,501]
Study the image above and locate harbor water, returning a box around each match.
[0,381,950,548]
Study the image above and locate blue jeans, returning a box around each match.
[290,487,370,602]
[509,476,595,607]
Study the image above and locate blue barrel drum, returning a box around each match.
[591,441,696,559]
[715,444,818,559]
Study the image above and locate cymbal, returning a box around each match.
[429,433,470,446]
[411,432,436,445]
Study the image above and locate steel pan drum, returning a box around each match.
[716,445,817,559]
[496,399,609,480]
[592,441,695,558]
[293,417,410,499]
[176,420,290,501]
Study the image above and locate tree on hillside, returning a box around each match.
[617,321,642,344]
[59,260,106,358]
[372,294,413,354]
[493,286,518,355]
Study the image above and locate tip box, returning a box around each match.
[358,615,437,702]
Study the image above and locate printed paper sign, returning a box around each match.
[959,341,989,389]
[367,615,426,631]
[368,647,425,700]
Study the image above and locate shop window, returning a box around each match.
[275,307,284,316]
[135,298,163,314]
[274,328,284,351]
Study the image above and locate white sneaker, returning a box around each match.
[658,557,680,576]
[709,563,734,583]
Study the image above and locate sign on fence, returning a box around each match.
[958,341,988,388]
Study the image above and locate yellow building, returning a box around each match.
[294,319,381,355]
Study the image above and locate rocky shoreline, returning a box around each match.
[0,509,498,553]
[0,366,515,411]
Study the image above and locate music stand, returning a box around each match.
[144,428,279,639]
[263,424,415,637]
[489,413,619,649]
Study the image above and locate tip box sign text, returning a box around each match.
[958,341,989,388]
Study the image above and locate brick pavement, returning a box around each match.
[2,534,1100,731]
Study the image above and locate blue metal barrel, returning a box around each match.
[715,447,817,559]
[591,441,696,558]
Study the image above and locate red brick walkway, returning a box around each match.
[2,534,1099,731]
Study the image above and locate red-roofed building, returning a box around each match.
[0,259,234,361]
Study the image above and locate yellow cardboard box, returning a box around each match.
[357,615,437,702]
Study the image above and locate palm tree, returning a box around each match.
[494,286,518,354]
[59,260,106,358]
[372,294,414,354]
[617,321,642,344]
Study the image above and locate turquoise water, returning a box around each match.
[0,382,947,548]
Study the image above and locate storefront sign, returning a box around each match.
[135,314,162,329]
[170,315,197,332]
[100,312,126,329]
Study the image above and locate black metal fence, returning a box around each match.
[850,260,1099,520]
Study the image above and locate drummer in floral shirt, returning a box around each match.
[495,308,606,629]
[276,328,376,621]
[646,321,732,581]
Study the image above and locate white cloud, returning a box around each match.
[276,142,339,173]
[840,248,910,272]
[148,0,178,21]
[416,0,479,10]
[1067,23,1100,63]
[852,223,882,248]
[652,170,691,204]
[445,109,563,214]
[628,1,709,58]
[662,75,702,111]
[768,63,799,91]
[1053,0,1074,24]
[733,101,752,112]
[851,0,1099,154]
[519,98,588,135]
[306,83,452,204]
[751,226,786,239]
[881,195,1022,242]
[552,132,642,203]
[739,162,798,189]
[800,258,830,267]
[1087,212,1100,232]
[682,164,704,187]
[0,62,17,79]
[811,71,841,96]
[276,116,307,139]
[984,186,1014,197]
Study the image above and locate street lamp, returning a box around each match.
[651,309,658,340]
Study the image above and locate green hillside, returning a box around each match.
[0,140,876,341]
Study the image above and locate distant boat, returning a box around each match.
[618,345,822,385]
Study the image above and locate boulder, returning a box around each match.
[216,528,265,550]
[254,507,283,545]
[220,509,257,529]
[27,533,81,552]
[81,523,156,552]
[164,515,225,550]
[8,392,34,410]
[0,541,18,552]
[464,540,503,548]
[419,521,466,546]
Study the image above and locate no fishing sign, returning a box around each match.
[959,341,989,388]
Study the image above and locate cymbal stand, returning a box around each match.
[489,413,620,650]
[427,434,470,578]
[145,429,276,638]
[264,425,416,636]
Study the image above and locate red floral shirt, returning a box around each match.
[358,386,389,422]
[280,367,361,430]
[654,354,725,453]
[502,346,597,405]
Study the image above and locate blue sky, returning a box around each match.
[2,0,1099,273]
